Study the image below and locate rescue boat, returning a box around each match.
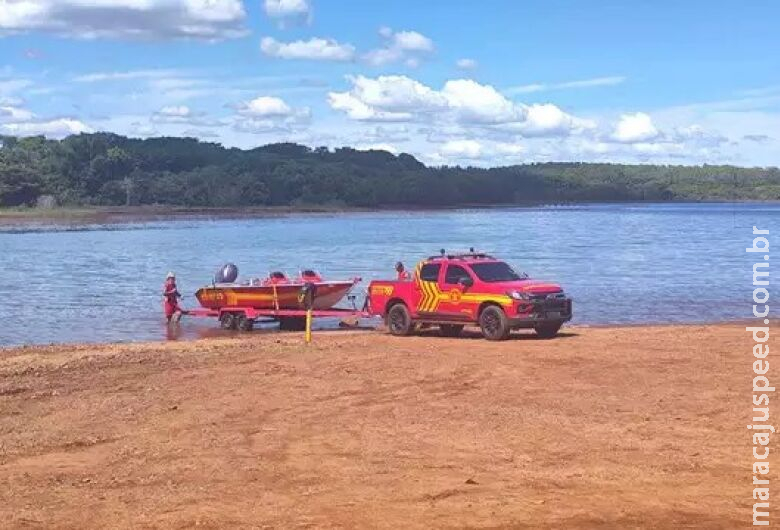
[195,268,359,311]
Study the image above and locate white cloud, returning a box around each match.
[392,31,434,52]
[363,47,403,67]
[327,75,446,122]
[0,0,247,40]
[441,79,524,124]
[441,139,482,159]
[328,75,594,144]
[456,58,478,70]
[263,0,310,18]
[631,141,684,155]
[0,78,34,95]
[556,76,625,89]
[128,121,158,137]
[156,105,191,117]
[73,68,184,83]
[611,112,660,143]
[233,95,310,134]
[328,92,412,122]
[364,28,434,67]
[0,95,24,106]
[345,75,445,113]
[355,143,399,154]
[507,83,546,95]
[260,36,355,61]
[73,69,225,103]
[505,76,626,95]
[182,128,219,139]
[428,139,531,165]
[1,118,92,138]
[517,104,596,137]
[362,125,410,143]
[494,142,524,156]
[239,96,293,117]
[743,134,772,144]
[0,106,35,122]
[151,104,221,126]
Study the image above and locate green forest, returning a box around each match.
[1,133,779,208]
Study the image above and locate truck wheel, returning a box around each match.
[279,317,306,332]
[220,312,237,330]
[440,324,464,337]
[534,322,561,339]
[479,305,510,341]
[237,315,254,332]
[387,304,414,336]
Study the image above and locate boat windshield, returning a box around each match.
[470,261,527,282]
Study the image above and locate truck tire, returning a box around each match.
[479,305,510,341]
[534,322,561,339]
[237,315,254,332]
[440,324,464,337]
[387,304,414,336]
[220,312,237,330]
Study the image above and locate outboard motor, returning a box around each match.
[214,263,239,284]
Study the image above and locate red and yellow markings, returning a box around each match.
[418,278,439,312]
[414,262,512,313]
[371,285,395,296]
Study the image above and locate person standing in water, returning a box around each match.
[163,272,183,323]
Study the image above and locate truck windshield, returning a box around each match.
[470,262,526,282]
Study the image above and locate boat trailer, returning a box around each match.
[180,282,373,343]
[185,306,372,332]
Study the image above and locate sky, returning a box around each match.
[0,0,778,167]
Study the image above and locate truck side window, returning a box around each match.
[419,263,441,282]
[445,264,471,285]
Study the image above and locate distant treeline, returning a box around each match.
[1,133,778,208]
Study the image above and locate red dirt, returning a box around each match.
[0,323,764,528]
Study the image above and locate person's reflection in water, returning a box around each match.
[165,322,183,341]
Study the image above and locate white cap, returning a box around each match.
[166,271,175,279]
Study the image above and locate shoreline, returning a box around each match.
[0,318,765,351]
[0,200,775,227]
[0,321,753,527]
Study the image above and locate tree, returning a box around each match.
[0,132,778,208]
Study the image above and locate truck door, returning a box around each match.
[415,262,442,317]
[438,264,474,320]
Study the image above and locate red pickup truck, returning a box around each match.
[367,251,572,340]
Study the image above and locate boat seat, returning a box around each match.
[263,271,290,285]
[299,269,322,282]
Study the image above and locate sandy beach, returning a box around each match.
[0,323,756,528]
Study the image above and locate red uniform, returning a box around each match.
[163,278,181,320]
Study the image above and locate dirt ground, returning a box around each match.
[0,323,763,528]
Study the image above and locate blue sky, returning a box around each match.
[1,0,778,166]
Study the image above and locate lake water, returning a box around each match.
[0,203,776,346]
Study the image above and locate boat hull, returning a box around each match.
[195,281,356,311]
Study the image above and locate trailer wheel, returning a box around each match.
[237,315,254,332]
[220,312,237,330]
[387,303,414,336]
[278,317,306,332]
[479,305,510,341]
[440,324,464,337]
[534,322,561,339]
